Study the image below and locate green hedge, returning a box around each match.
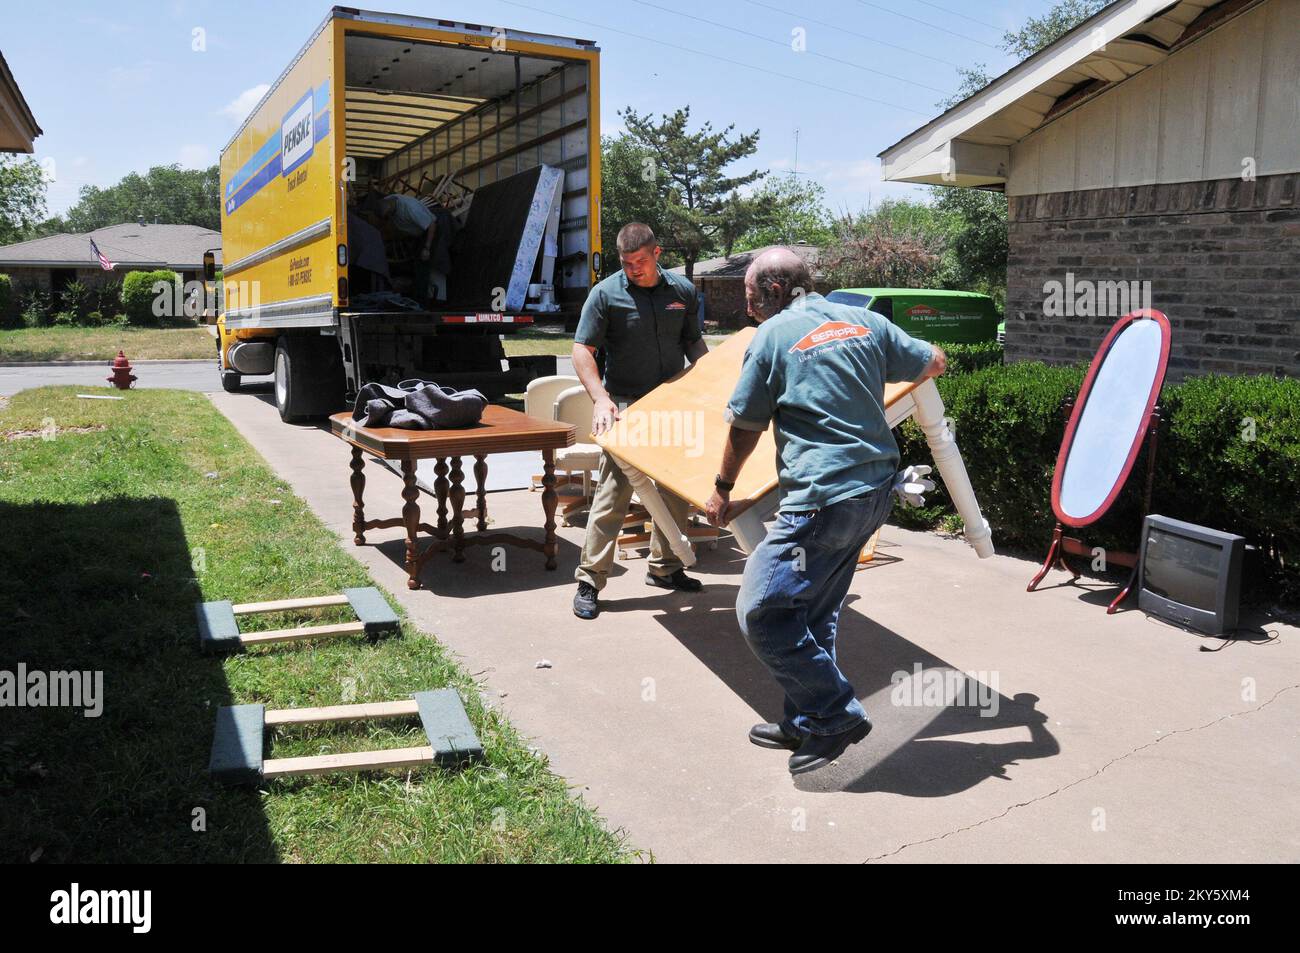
[940,340,1004,375]
[122,270,178,326]
[894,362,1300,605]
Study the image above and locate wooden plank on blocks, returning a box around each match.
[265,699,420,727]
[262,745,434,779]
[237,621,366,646]
[232,594,350,615]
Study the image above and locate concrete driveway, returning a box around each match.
[209,389,1300,863]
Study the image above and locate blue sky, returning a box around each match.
[8,0,1063,217]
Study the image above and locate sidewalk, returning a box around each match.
[209,390,1300,863]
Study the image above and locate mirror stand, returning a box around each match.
[1028,407,1162,613]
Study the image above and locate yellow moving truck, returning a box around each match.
[213,7,600,420]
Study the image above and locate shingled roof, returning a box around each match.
[0,223,222,269]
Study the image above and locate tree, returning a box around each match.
[61,164,220,233]
[821,204,946,290]
[0,155,49,246]
[599,135,662,276]
[932,187,1008,307]
[617,106,765,282]
[731,174,833,253]
[1003,0,1110,60]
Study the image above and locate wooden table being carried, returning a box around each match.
[329,406,575,589]
[595,327,994,561]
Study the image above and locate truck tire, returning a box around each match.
[274,335,344,423]
[220,370,242,393]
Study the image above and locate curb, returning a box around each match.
[0,359,214,368]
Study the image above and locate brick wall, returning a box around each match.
[1006,172,1299,380]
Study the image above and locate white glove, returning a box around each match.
[892,464,935,508]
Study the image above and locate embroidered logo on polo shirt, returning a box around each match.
[788,321,871,353]
[666,301,687,310]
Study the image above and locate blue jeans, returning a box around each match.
[736,481,894,737]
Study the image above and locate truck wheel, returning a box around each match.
[274,336,344,423]
[220,370,242,393]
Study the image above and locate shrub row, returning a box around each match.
[893,361,1299,606]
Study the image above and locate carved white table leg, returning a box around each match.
[911,378,995,559]
[606,454,697,568]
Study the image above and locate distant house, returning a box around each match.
[879,0,1299,380]
[0,223,222,301]
[668,243,826,329]
[0,50,41,153]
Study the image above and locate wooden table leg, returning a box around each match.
[433,457,449,537]
[350,446,366,545]
[542,448,558,570]
[449,457,466,563]
[401,459,422,590]
[473,454,488,531]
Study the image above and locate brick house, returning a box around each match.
[879,0,1298,379]
[668,243,826,329]
[0,223,222,302]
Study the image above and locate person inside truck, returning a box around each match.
[361,191,447,307]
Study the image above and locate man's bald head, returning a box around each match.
[744,247,813,322]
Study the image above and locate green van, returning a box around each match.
[824,288,1000,344]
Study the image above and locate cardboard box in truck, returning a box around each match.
[210,7,601,421]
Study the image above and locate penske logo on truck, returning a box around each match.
[223,82,330,216]
[281,90,315,176]
[789,321,871,353]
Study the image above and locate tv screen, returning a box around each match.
[1142,526,1221,613]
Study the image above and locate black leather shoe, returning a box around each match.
[788,718,872,775]
[749,722,803,750]
[645,569,703,592]
[573,582,600,620]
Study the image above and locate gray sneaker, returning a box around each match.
[573,582,600,620]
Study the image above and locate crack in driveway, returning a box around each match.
[864,684,1299,862]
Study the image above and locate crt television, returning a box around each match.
[1138,515,1244,635]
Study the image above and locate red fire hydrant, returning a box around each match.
[107,350,137,390]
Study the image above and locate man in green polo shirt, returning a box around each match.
[571,223,710,620]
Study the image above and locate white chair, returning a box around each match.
[552,384,603,524]
[525,375,579,491]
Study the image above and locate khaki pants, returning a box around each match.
[575,450,694,590]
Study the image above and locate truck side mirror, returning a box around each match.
[203,251,216,283]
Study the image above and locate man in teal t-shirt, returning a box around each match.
[704,247,945,775]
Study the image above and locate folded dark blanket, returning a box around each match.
[351,379,488,430]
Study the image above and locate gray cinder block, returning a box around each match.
[414,690,483,765]
[209,704,265,786]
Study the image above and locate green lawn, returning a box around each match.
[0,386,635,863]
[0,325,217,362]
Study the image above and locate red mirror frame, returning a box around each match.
[1050,308,1172,529]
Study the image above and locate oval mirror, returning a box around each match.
[1052,309,1171,527]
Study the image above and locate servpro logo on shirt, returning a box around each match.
[788,321,871,354]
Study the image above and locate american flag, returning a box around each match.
[89,238,115,271]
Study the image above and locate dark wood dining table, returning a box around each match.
[329,407,575,589]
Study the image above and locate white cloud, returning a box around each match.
[219,84,270,122]
[178,144,212,168]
